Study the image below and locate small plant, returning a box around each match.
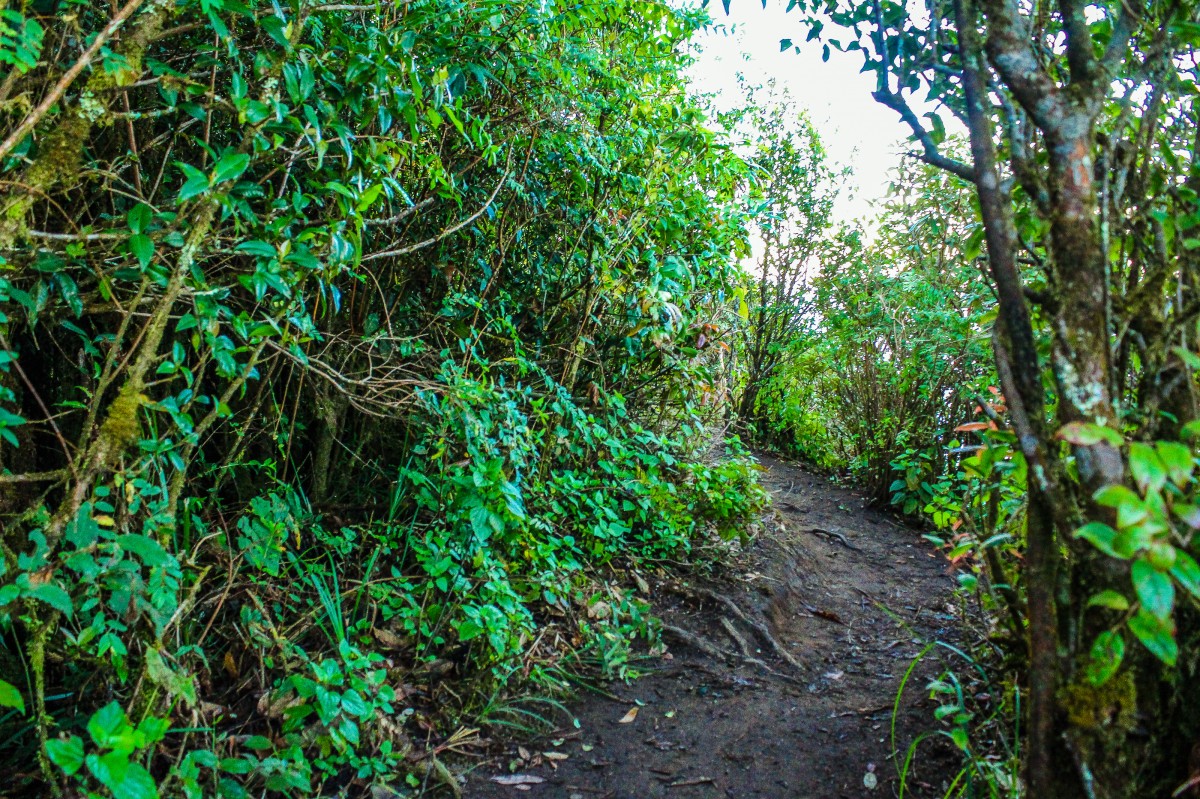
[45,702,169,799]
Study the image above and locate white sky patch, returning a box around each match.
[686,1,913,225]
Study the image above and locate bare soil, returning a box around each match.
[464,455,963,799]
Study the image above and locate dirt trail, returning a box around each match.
[466,455,962,799]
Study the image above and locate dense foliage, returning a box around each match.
[748,160,995,503]
[0,1,768,795]
[5,0,1200,794]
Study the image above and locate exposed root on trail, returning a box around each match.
[660,624,804,687]
[664,582,807,672]
[792,522,861,552]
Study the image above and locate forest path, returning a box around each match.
[465,455,962,799]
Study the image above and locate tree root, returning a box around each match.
[796,525,861,552]
[661,623,805,687]
[665,582,807,672]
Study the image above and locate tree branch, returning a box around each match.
[977,0,1067,131]
[871,88,977,182]
[0,0,148,163]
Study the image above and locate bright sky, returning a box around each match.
[686,0,911,224]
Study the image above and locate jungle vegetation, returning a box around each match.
[0,0,1198,796]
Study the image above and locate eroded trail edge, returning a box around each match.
[468,456,963,799]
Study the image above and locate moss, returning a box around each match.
[97,381,145,454]
[1060,670,1143,791]
[1060,671,1137,733]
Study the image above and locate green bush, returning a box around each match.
[0,0,766,794]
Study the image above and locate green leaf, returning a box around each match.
[1085,630,1125,686]
[1170,551,1200,600]
[259,15,290,47]
[112,760,159,799]
[469,506,494,540]
[212,152,250,184]
[1057,422,1123,447]
[126,204,152,234]
[116,534,172,567]
[456,618,484,641]
[1086,590,1129,611]
[1093,484,1141,510]
[1128,608,1177,666]
[129,234,154,269]
[144,648,197,707]
[1093,485,1148,528]
[340,688,369,717]
[1129,442,1167,494]
[235,240,276,258]
[45,736,85,776]
[1074,521,1121,558]
[1175,503,1200,530]
[0,678,24,713]
[177,164,211,202]
[27,581,72,617]
[87,701,129,748]
[135,715,170,747]
[1132,560,1174,619]
[1155,441,1195,486]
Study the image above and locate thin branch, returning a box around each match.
[26,229,125,242]
[0,333,79,479]
[0,469,68,484]
[362,155,512,263]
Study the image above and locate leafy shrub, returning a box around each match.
[755,160,995,502]
[0,0,767,795]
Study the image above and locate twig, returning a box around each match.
[668,777,715,788]
[0,333,78,478]
[362,152,512,262]
[0,469,68,483]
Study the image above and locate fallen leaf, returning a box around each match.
[618,707,639,724]
[544,752,568,761]
[517,746,531,761]
[489,775,545,786]
[824,670,845,681]
[581,743,594,752]
[633,572,650,594]
[372,628,406,649]
[807,607,846,624]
